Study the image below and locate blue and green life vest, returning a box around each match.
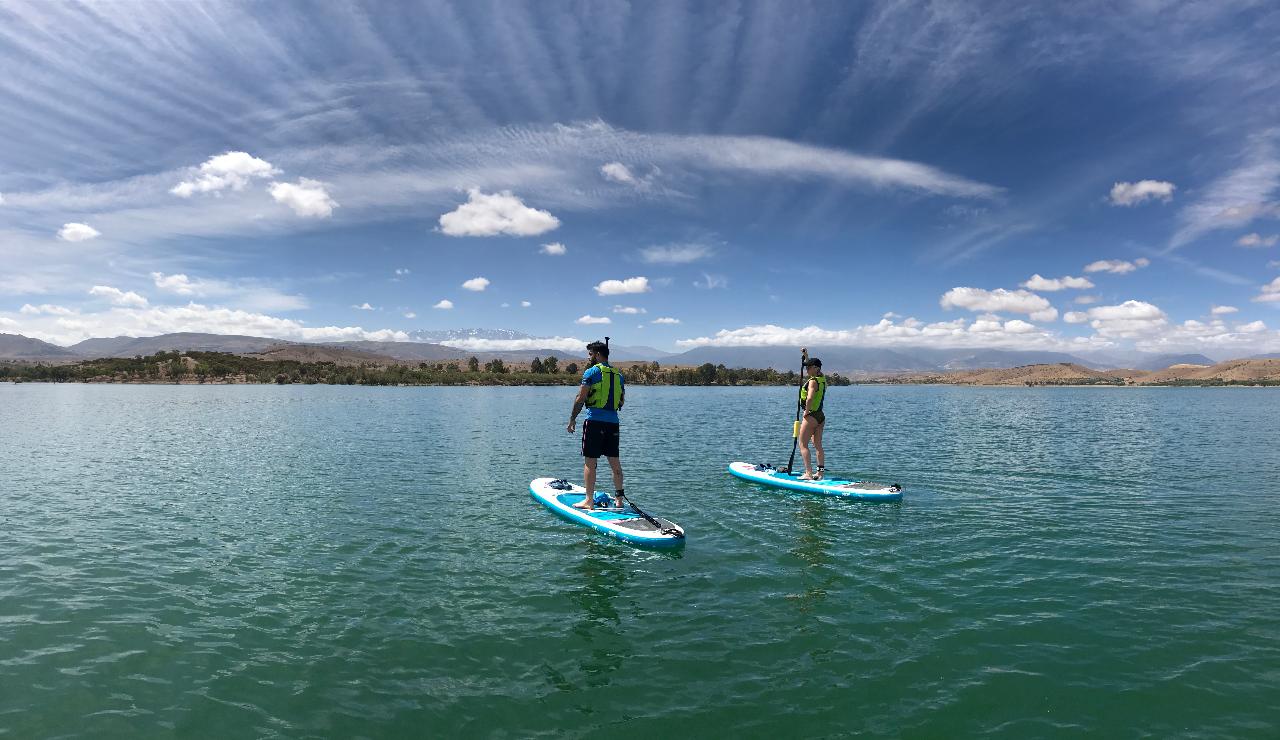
[799,374,826,412]
[587,363,624,410]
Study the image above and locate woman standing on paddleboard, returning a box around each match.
[797,357,827,480]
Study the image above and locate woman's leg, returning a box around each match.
[797,416,816,478]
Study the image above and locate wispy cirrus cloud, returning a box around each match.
[1169,133,1280,250]
[640,242,715,264]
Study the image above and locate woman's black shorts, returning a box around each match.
[581,420,620,459]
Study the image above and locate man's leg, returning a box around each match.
[607,456,624,506]
[577,456,599,509]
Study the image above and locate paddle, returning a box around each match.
[784,347,808,474]
[615,492,683,538]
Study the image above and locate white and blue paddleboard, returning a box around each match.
[728,461,903,501]
[529,478,686,547]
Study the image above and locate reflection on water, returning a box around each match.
[788,498,834,614]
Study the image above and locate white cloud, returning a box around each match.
[594,276,650,295]
[576,315,611,325]
[613,305,646,314]
[1109,180,1176,206]
[151,272,198,295]
[9,301,409,346]
[652,317,681,325]
[433,299,454,309]
[19,303,75,316]
[58,222,101,241]
[1238,320,1267,333]
[640,242,715,264]
[600,162,637,185]
[0,317,16,328]
[540,242,566,255]
[437,188,560,237]
[1255,277,1280,303]
[404,311,416,319]
[693,273,728,290]
[440,336,585,353]
[146,272,306,312]
[395,268,410,276]
[1237,233,1279,248]
[520,301,531,308]
[88,285,147,307]
[1170,135,1280,249]
[1074,295,1100,305]
[675,318,1069,350]
[1083,258,1150,274]
[461,276,490,292]
[1211,305,1239,315]
[170,151,279,197]
[1064,311,1089,324]
[0,192,5,205]
[1084,300,1168,338]
[269,178,337,218]
[353,302,374,310]
[940,287,1055,321]
[1021,274,1094,291]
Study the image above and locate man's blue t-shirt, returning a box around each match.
[581,363,623,423]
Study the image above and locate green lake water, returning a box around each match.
[2,383,1278,737]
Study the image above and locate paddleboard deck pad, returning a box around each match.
[529,477,685,547]
[728,462,903,500]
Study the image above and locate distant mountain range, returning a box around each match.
[0,331,1250,373]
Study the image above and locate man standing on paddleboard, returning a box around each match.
[797,357,827,480]
[566,339,625,510]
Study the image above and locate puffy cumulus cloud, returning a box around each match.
[675,317,1068,350]
[1064,311,1090,324]
[613,305,646,314]
[1084,257,1150,274]
[151,272,197,295]
[1211,305,1239,315]
[269,178,337,218]
[1074,295,1100,305]
[600,162,637,185]
[14,302,409,346]
[1021,274,1094,291]
[1255,277,1280,303]
[170,151,279,197]
[440,336,585,353]
[437,188,560,237]
[640,242,715,264]
[20,303,75,316]
[88,285,147,307]
[353,302,375,310]
[1109,180,1176,206]
[0,316,16,328]
[594,276,650,295]
[432,299,454,309]
[1133,317,1280,355]
[461,276,490,292]
[403,311,416,319]
[520,301,531,308]
[576,315,611,325]
[652,317,680,325]
[940,287,1056,321]
[1083,300,1168,338]
[540,242,566,256]
[1238,233,1279,248]
[57,222,100,242]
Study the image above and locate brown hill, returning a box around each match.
[908,362,1127,386]
[1137,358,1280,384]
[244,345,398,366]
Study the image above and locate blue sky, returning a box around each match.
[2,0,1279,357]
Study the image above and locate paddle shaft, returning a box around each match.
[785,348,808,473]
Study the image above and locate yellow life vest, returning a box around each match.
[586,363,623,410]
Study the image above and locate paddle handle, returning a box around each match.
[792,420,799,438]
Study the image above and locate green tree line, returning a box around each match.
[0,352,851,387]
